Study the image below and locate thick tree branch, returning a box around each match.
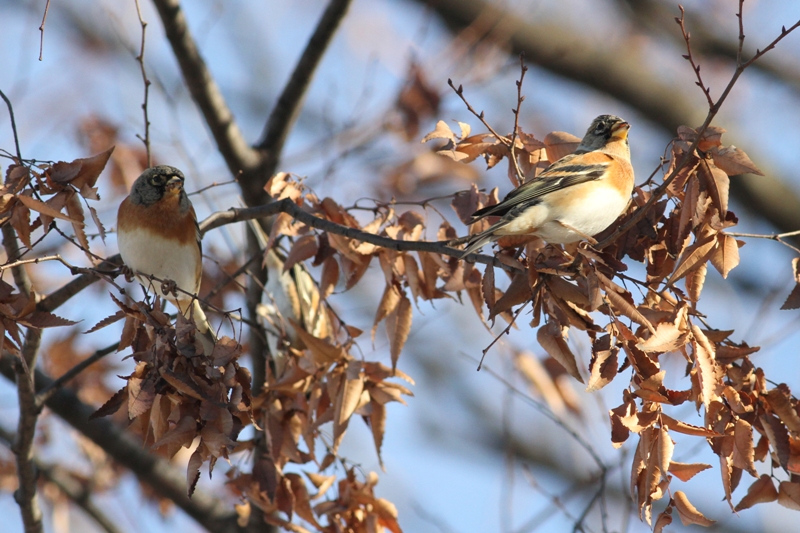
[13,331,43,533]
[256,0,352,155]
[150,0,261,176]
[0,354,248,533]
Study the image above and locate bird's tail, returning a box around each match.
[461,228,497,258]
[178,299,216,356]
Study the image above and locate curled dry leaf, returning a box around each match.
[673,490,715,527]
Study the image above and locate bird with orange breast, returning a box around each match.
[462,115,634,257]
[116,165,216,354]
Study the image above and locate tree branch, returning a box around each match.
[13,329,44,533]
[150,0,261,175]
[256,0,353,156]
[199,198,520,273]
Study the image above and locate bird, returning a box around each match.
[462,114,635,257]
[116,165,216,355]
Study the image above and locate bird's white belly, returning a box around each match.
[498,185,629,244]
[537,185,629,243]
[117,227,200,297]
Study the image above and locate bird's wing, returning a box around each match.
[470,152,613,221]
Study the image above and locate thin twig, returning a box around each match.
[448,78,510,147]
[35,342,120,407]
[133,0,152,167]
[189,179,238,196]
[38,0,52,61]
[0,89,21,160]
[508,53,528,186]
[459,352,607,471]
[478,301,528,370]
[725,230,800,255]
[677,7,713,106]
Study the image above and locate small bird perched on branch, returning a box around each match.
[117,165,216,354]
[462,114,634,257]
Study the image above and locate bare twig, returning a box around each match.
[508,53,528,186]
[0,254,78,274]
[478,301,529,370]
[133,0,152,166]
[0,89,21,161]
[448,78,510,147]
[35,342,120,407]
[725,230,800,255]
[189,179,238,196]
[677,7,713,107]
[38,0,52,61]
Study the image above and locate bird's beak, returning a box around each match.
[165,176,184,193]
[610,121,630,141]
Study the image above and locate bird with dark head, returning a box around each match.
[117,165,216,354]
[462,114,634,257]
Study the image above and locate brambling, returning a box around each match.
[462,115,634,257]
[117,166,216,354]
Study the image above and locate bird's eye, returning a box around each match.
[149,176,164,186]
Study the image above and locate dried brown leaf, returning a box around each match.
[732,418,757,476]
[765,388,800,434]
[735,475,778,511]
[543,131,580,162]
[284,235,318,272]
[673,490,715,527]
[421,120,457,144]
[710,145,764,176]
[16,194,78,223]
[692,325,724,410]
[386,291,412,370]
[661,413,719,437]
[778,481,800,510]
[537,322,583,383]
[320,256,339,299]
[709,234,740,279]
[668,461,711,482]
[586,334,617,392]
[669,232,716,285]
[293,321,346,366]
